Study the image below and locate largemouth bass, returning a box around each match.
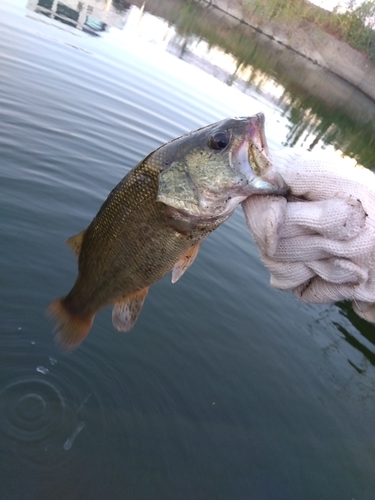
[49,114,288,349]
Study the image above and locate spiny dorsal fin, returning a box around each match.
[65,229,86,258]
[112,287,149,332]
[171,243,201,284]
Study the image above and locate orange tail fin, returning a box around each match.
[48,299,94,350]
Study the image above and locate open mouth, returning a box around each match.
[230,114,289,196]
[230,113,272,181]
[246,113,272,176]
[248,113,269,157]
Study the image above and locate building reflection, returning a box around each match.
[27,0,130,35]
[26,0,284,103]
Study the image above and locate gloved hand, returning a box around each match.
[242,148,375,323]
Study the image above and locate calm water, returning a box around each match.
[1,1,375,499]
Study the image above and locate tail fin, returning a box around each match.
[48,299,94,350]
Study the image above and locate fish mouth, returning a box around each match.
[232,113,289,196]
[248,112,269,160]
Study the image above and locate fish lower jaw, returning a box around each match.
[195,192,248,218]
[248,170,289,196]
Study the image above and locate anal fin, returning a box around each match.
[112,287,149,332]
[172,243,201,284]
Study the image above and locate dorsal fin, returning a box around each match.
[171,243,201,283]
[65,230,86,258]
[112,287,149,332]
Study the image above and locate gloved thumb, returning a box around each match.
[242,195,287,257]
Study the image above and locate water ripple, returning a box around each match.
[0,377,66,442]
[0,375,74,471]
[0,331,109,473]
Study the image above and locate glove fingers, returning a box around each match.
[351,270,375,302]
[281,197,366,240]
[293,278,355,303]
[268,258,367,290]
[254,149,375,325]
[271,149,375,202]
[272,236,336,261]
[272,229,375,263]
[307,258,368,284]
[294,268,375,303]
[261,255,315,289]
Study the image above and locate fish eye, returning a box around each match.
[208,131,230,151]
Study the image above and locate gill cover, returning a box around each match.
[157,161,201,216]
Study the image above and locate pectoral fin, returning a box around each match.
[112,288,149,332]
[172,243,201,283]
[66,230,86,258]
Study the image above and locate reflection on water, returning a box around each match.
[115,0,375,166]
[2,0,375,498]
[337,302,375,364]
[28,0,129,34]
[280,93,375,166]
[27,0,375,166]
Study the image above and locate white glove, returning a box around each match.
[242,148,375,323]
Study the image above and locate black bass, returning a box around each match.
[49,114,287,349]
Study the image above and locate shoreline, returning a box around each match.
[197,0,375,106]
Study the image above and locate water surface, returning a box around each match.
[1,1,375,499]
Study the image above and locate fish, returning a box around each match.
[49,113,288,349]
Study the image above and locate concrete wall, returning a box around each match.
[206,0,375,104]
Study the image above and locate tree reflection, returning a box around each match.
[278,89,375,167]
[135,0,375,167]
[27,0,375,167]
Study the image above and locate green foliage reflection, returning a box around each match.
[166,0,375,167]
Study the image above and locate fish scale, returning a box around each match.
[49,114,288,349]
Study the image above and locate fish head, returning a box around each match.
[156,113,288,218]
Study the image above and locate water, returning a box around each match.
[1,1,375,499]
